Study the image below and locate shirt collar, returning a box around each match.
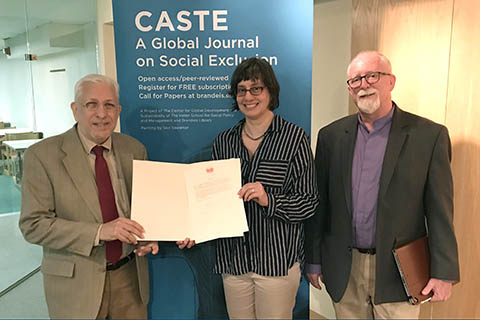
[357,103,395,132]
[76,125,112,154]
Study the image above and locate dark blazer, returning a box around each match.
[305,105,459,304]
[19,126,149,318]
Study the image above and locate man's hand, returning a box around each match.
[422,278,453,302]
[307,273,324,290]
[176,237,196,249]
[100,217,144,244]
[134,241,159,256]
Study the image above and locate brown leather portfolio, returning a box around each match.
[392,236,433,305]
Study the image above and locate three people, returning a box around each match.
[19,52,459,320]
[305,51,459,319]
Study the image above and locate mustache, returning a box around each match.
[357,89,377,98]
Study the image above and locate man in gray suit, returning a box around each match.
[305,51,459,318]
[19,74,157,319]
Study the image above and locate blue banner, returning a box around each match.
[112,0,312,318]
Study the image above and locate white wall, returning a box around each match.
[311,0,351,148]
[310,0,352,318]
[96,0,114,77]
[31,22,98,138]
[0,50,34,129]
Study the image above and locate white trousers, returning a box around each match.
[222,262,301,319]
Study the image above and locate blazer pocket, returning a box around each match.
[41,258,75,278]
[256,160,289,188]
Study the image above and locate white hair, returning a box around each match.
[74,74,119,103]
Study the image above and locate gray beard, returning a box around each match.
[356,94,380,114]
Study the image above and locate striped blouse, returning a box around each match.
[212,115,318,277]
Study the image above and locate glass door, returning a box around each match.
[0,0,98,315]
[0,0,40,297]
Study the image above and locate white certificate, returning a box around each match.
[130,158,248,243]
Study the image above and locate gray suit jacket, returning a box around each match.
[305,106,460,304]
[19,125,149,318]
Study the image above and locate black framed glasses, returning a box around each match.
[346,71,391,89]
[237,86,265,97]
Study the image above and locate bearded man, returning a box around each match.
[305,51,459,319]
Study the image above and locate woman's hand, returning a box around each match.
[176,237,196,249]
[238,182,268,207]
[134,241,158,256]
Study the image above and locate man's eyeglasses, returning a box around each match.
[346,71,391,89]
[82,101,118,112]
[237,86,265,97]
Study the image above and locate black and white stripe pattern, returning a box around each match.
[212,115,318,276]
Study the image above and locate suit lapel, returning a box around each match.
[341,116,358,216]
[378,107,410,199]
[61,126,102,222]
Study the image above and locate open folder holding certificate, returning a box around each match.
[130,158,249,243]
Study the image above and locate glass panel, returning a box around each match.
[0,0,35,131]
[0,0,98,315]
[0,0,40,297]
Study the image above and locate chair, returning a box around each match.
[2,132,43,177]
[0,122,12,129]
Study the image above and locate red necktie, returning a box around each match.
[92,145,122,264]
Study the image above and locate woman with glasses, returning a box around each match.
[210,57,318,319]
